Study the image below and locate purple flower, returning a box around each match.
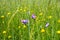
[32,14,36,19]
[21,20,28,24]
[45,23,49,27]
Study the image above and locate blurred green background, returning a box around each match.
[0,0,60,40]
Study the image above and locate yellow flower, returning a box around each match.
[8,35,11,39]
[3,31,6,34]
[58,20,60,23]
[20,8,22,11]
[24,7,27,9]
[24,9,26,12]
[48,16,52,19]
[39,12,43,16]
[56,30,60,34]
[1,15,4,18]
[23,25,26,28]
[7,12,11,15]
[18,26,21,29]
[41,29,45,33]
[2,21,4,23]
[17,9,19,11]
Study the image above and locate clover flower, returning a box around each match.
[45,23,49,27]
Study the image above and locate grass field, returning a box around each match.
[0,0,60,40]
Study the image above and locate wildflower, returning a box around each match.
[20,7,22,11]
[23,25,27,28]
[56,30,60,34]
[20,8,22,11]
[45,23,49,27]
[48,16,52,19]
[58,19,60,23]
[32,14,36,19]
[39,12,43,16]
[1,15,4,18]
[21,20,28,24]
[8,35,11,39]
[3,31,6,34]
[17,9,19,11]
[7,12,11,15]
[41,29,45,33]
[24,9,26,12]
[18,26,21,29]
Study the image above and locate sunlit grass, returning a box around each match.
[0,0,60,40]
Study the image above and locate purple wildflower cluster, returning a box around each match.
[20,14,50,28]
[21,14,36,24]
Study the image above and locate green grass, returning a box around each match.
[0,0,60,40]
